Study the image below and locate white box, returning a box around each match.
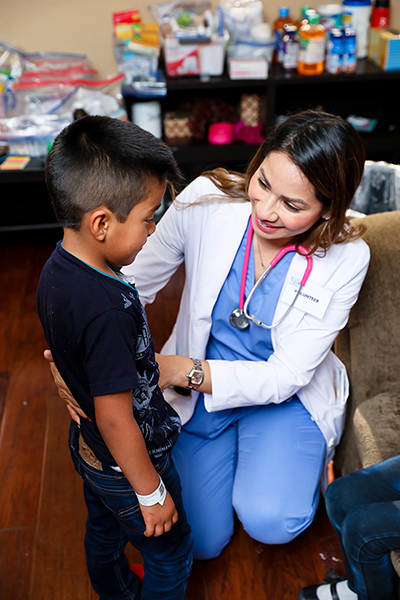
[163,33,228,77]
[228,58,268,79]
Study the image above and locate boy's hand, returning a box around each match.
[140,491,178,537]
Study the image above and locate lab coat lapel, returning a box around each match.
[189,201,252,355]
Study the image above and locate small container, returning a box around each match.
[318,4,343,32]
[342,27,357,71]
[370,0,390,28]
[342,0,372,58]
[326,27,344,72]
[342,10,354,26]
[208,122,233,144]
[297,11,327,75]
[273,6,295,63]
[281,24,300,69]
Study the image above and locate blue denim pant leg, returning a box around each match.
[69,422,193,600]
[326,455,400,600]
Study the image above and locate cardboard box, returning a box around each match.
[240,93,267,126]
[164,111,191,139]
[368,27,400,71]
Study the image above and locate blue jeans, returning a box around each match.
[69,422,193,600]
[326,455,400,600]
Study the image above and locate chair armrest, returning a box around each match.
[353,391,400,469]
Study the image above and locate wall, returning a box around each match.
[1,0,399,79]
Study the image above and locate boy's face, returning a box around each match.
[106,179,166,268]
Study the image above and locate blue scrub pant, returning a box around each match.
[326,456,400,600]
[172,396,326,560]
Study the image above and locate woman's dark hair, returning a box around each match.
[45,115,182,230]
[202,110,366,253]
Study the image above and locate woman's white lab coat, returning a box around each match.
[123,176,370,477]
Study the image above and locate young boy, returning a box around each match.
[36,115,193,600]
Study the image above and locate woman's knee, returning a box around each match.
[234,498,314,545]
[192,530,232,560]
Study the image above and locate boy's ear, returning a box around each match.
[88,207,114,240]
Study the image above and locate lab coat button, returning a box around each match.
[328,438,335,448]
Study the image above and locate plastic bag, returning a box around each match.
[22,51,96,79]
[351,160,400,214]
[0,113,72,156]
[219,0,264,43]
[6,73,124,118]
[0,43,25,80]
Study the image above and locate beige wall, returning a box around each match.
[1,0,400,79]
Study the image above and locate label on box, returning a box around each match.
[165,45,201,77]
[229,59,268,80]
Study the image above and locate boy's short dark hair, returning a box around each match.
[45,115,182,229]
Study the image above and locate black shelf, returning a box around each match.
[1,59,399,233]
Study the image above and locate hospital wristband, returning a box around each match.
[135,477,166,507]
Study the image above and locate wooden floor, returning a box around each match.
[0,232,346,600]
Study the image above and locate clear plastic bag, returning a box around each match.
[351,160,400,214]
[7,73,124,118]
[0,43,25,80]
[0,113,72,156]
[219,0,264,44]
[22,51,96,79]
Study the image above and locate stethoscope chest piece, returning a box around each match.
[229,308,250,330]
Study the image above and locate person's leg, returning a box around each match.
[324,457,400,600]
[69,423,192,600]
[233,398,326,545]
[172,425,237,560]
[83,482,139,600]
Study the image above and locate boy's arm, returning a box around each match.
[94,390,178,537]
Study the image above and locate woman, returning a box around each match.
[52,110,370,561]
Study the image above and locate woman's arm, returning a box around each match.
[156,353,212,394]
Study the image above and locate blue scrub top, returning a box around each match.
[184,218,294,437]
[206,217,294,363]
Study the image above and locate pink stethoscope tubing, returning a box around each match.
[236,218,313,330]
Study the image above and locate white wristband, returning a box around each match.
[136,477,166,507]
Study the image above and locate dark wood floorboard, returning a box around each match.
[0,235,345,599]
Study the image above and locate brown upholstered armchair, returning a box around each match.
[334,210,400,580]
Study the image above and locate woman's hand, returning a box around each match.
[43,349,90,425]
[155,353,211,394]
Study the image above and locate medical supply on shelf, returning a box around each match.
[342,0,372,58]
[273,6,296,64]
[326,27,344,73]
[281,24,300,70]
[297,11,327,75]
[370,0,390,28]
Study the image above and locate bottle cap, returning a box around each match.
[279,7,290,17]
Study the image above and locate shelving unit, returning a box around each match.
[1,58,399,232]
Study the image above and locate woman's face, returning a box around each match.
[248,151,330,248]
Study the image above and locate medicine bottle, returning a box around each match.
[297,11,327,75]
[370,0,390,28]
[273,7,295,64]
[296,5,312,29]
[281,24,300,70]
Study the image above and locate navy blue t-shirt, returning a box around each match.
[36,242,181,465]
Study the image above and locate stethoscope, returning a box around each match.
[229,218,313,330]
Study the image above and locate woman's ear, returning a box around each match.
[88,207,113,240]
